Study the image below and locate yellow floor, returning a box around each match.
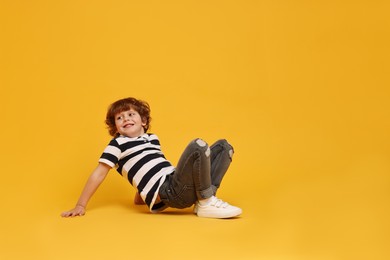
[1,1,390,259]
[1,152,389,259]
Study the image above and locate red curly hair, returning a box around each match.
[105,97,151,137]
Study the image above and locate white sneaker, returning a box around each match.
[195,196,242,219]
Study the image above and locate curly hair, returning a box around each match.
[105,97,151,137]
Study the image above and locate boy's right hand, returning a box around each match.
[61,205,86,217]
[134,192,146,205]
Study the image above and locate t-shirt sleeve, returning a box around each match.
[98,139,121,168]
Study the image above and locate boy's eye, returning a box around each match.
[116,116,122,120]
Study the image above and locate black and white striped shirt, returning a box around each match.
[99,133,174,212]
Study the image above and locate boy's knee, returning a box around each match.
[217,139,234,159]
[195,138,207,147]
[229,149,233,159]
[195,138,210,157]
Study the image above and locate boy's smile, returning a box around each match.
[115,109,146,138]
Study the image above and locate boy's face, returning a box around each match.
[114,108,146,138]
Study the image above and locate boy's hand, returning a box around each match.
[134,192,145,205]
[61,205,86,217]
[61,163,110,218]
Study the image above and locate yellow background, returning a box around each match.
[1,0,389,259]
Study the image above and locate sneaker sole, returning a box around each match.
[197,208,242,219]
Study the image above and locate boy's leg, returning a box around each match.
[209,139,234,195]
[159,138,242,218]
[193,139,241,218]
[159,138,214,208]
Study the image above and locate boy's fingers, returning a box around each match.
[60,209,85,218]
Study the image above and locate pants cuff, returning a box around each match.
[197,186,214,200]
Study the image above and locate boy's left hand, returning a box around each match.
[134,192,145,205]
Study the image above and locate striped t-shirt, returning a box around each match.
[99,133,174,212]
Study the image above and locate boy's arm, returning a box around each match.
[61,163,111,217]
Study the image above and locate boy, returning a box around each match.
[61,97,242,219]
